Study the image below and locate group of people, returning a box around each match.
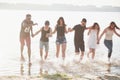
[20,14,120,64]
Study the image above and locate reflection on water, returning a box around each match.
[20,63,24,75]
[0,10,120,78]
[107,63,111,73]
[28,63,32,76]
[39,62,48,76]
[19,59,119,77]
[20,63,32,76]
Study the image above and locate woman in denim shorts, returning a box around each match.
[53,17,68,60]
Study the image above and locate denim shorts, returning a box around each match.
[56,36,67,45]
[40,41,49,52]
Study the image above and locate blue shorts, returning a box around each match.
[40,41,49,52]
[56,36,67,45]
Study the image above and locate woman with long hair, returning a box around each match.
[87,23,100,60]
[98,22,120,62]
[52,17,68,61]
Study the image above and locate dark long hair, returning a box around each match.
[91,22,100,31]
[109,21,119,29]
[57,17,66,26]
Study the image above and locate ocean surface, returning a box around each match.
[0,10,120,77]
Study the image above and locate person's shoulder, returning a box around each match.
[105,27,109,30]
[48,27,51,29]
[74,24,80,27]
[22,19,26,23]
[56,24,59,27]
[77,24,81,26]
[103,27,109,32]
[40,26,44,30]
[42,26,44,29]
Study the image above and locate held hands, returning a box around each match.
[97,39,100,44]
[34,23,38,26]
[31,34,35,38]
[68,28,72,32]
[97,41,99,44]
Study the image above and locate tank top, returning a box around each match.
[40,27,50,42]
[105,29,113,40]
[20,19,33,38]
[56,25,65,38]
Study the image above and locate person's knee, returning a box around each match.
[109,48,112,53]
[62,53,65,57]
[92,49,95,53]
[81,51,84,55]
[108,52,112,58]
[45,48,48,53]
[27,46,31,50]
[40,48,43,52]
[21,44,24,48]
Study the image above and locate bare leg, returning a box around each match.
[87,48,92,58]
[27,46,31,63]
[45,51,48,60]
[20,45,25,61]
[80,51,84,61]
[91,49,95,60]
[56,44,60,58]
[75,52,80,55]
[40,48,43,60]
[62,43,66,60]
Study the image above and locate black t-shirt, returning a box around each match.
[40,27,50,42]
[73,24,86,43]
[20,19,33,38]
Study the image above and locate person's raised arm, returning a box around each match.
[30,26,33,37]
[65,26,68,33]
[68,26,75,32]
[98,28,106,42]
[68,28,74,32]
[86,26,92,30]
[52,26,57,34]
[96,29,100,44]
[113,29,120,37]
[87,26,92,35]
[33,28,42,37]
[49,28,52,36]
[87,29,91,35]
[32,23,38,26]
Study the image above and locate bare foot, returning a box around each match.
[40,59,44,64]
[79,57,83,63]
[44,55,47,60]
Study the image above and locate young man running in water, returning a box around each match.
[68,18,87,62]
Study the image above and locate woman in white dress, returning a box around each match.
[87,23,100,60]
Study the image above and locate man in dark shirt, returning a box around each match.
[20,14,37,64]
[68,18,87,62]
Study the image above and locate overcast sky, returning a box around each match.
[0,0,120,7]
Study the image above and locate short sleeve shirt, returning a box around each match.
[73,24,86,43]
